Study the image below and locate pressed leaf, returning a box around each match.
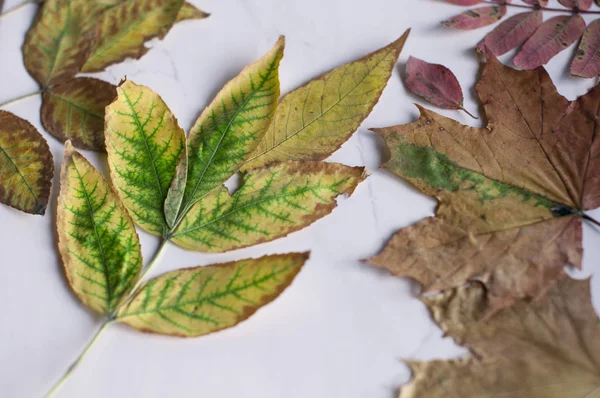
[181,37,285,213]
[81,0,185,73]
[523,0,548,5]
[242,30,409,171]
[445,0,482,4]
[513,15,586,70]
[400,277,600,398]
[442,6,506,30]
[175,2,209,22]
[0,111,53,215]
[116,253,308,337]
[370,55,600,312]
[571,19,600,78]
[105,80,186,236]
[558,0,593,10]
[57,142,143,314]
[405,56,476,118]
[41,77,117,151]
[479,11,543,56]
[164,146,187,229]
[172,162,365,252]
[22,0,99,86]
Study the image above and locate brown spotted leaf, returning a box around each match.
[41,77,117,151]
[400,277,600,398]
[558,0,593,10]
[479,11,543,56]
[369,54,600,312]
[514,15,586,70]
[0,111,53,215]
[571,19,600,78]
[442,6,506,30]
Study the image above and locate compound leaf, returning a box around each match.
[171,162,365,252]
[116,253,308,337]
[242,30,409,171]
[0,111,53,215]
[57,142,142,314]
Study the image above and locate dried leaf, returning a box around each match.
[445,0,483,5]
[370,55,600,312]
[558,0,593,10]
[57,142,142,314]
[181,37,284,214]
[105,80,186,236]
[22,0,99,86]
[523,0,548,5]
[442,6,506,30]
[242,30,409,171]
[172,162,365,252]
[400,277,600,398]
[0,111,53,215]
[81,0,184,73]
[514,15,586,70]
[405,56,476,118]
[479,11,543,56]
[571,19,600,78]
[116,253,308,337]
[175,2,210,22]
[41,77,116,151]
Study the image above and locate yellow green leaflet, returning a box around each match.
[41,77,117,152]
[117,253,308,336]
[172,162,365,252]
[81,0,185,73]
[242,30,410,171]
[181,37,284,216]
[105,80,185,236]
[57,142,142,314]
[0,111,53,215]
[175,2,210,22]
[22,0,99,86]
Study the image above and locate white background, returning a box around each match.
[1,0,599,397]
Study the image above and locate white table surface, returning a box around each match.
[1,0,599,397]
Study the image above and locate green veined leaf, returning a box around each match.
[57,142,143,314]
[172,161,365,252]
[116,252,308,336]
[241,30,410,171]
[164,146,188,229]
[0,111,53,215]
[22,0,99,87]
[176,2,210,23]
[105,80,186,236]
[81,0,185,73]
[181,36,285,216]
[41,77,117,152]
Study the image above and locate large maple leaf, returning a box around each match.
[369,54,599,314]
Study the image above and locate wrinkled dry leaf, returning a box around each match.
[400,277,600,398]
[369,54,599,312]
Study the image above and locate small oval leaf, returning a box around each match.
[558,0,592,10]
[523,0,548,6]
[571,19,600,78]
[116,253,308,337]
[442,6,506,30]
[41,77,117,151]
[445,0,483,5]
[57,142,143,314]
[514,15,586,70]
[0,111,53,215]
[480,11,543,56]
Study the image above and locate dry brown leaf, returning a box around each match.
[401,277,600,398]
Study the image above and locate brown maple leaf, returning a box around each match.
[401,277,600,398]
[368,54,599,314]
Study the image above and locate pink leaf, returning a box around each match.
[523,0,548,6]
[442,6,507,30]
[513,15,586,70]
[558,0,593,10]
[446,0,483,5]
[571,19,600,78]
[404,56,477,119]
[480,11,543,56]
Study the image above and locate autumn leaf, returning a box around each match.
[523,0,548,6]
[242,30,409,171]
[116,253,308,337]
[369,55,599,313]
[479,11,542,56]
[442,6,506,30]
[0,111,53,215]
[404,56,477,118]
[175,2,210,23]
[41,77,116,151]
[571,19,600,78]
[445,0,483,5]
[57,142,143,314]
[558,0,593,10]
[400,277,600,398]
[171,162,365,252]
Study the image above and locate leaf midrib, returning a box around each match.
[0,144,39,204]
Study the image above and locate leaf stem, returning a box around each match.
[45,321,111,398]
[583,214,600,228]
[0,0,39,19]
[0,90,42,108]
[483,0,600,14]
[459,106,479,119]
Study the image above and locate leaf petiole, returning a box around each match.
[459,106,479,119]
[0,90,42,108]
[583,213,600,228]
